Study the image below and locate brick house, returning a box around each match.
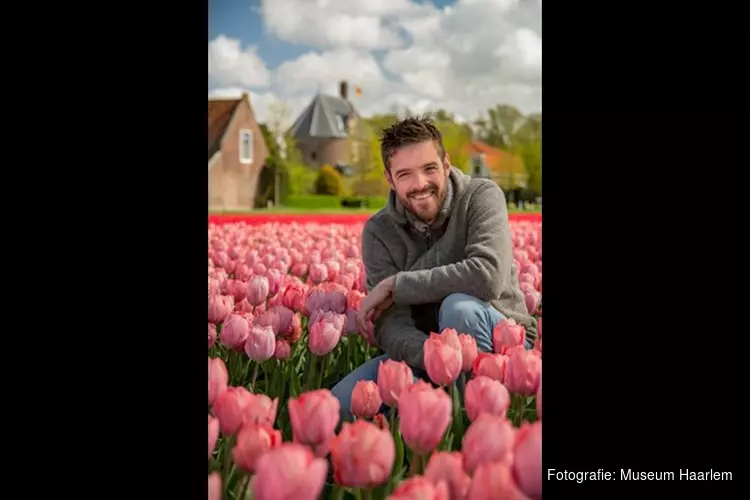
[288,81,367,171]
[208,93,269,211]
[464,140,528,190]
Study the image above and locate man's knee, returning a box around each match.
[438,293,495,352]
[439,293,487,328]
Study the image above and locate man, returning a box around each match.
[332,117,537,421]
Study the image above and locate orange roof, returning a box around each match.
[208,98,241,160]
[464,140,526,176]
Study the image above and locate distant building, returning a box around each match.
[288,81,368,171]
[464,140,528,190]
[208,94,269,211]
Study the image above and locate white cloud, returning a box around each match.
[259,0,412,51]
[209,0,541,125]
[274,49,385,95]
[208,35,270,87]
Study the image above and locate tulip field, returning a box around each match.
[208,213,542,500]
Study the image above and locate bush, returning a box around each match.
[315,165,345,196]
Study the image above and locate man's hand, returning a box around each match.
[371,296,394,322]
[357,276,396,334]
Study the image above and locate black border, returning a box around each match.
[35,2,209,498]
[542,2,742,495]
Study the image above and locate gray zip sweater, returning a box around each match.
[361,167,537,370]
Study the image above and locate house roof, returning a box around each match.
[464,140,526,177]
[208,97,241,160]
[288,93,357,139]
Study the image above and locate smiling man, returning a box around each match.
[333,116,537,422]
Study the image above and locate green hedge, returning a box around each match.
[284,195,388,210]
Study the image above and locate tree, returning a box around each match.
[436,117,472,173]
[315,165,345,196]
[475,104,527,149]
[515,139,542,196]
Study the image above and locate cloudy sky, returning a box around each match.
[209,0,541,127]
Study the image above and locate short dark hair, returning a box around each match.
[380,116,446,171]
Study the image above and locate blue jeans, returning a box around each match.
[331,292,532,423]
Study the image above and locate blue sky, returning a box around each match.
[208,0,541,125]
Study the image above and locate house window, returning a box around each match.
[335,115,346,133]
[239,129,253,164]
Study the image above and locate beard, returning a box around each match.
[399,182,446,223]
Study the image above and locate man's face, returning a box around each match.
[386,140,451,223]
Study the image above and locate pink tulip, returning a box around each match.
[308,262,328,284]
[524,291,540,316]
[512,422,542,500]
[504,346,542,396]
[208,294,234,324]
[266,269,283,297]
[288,389,340,456]
[467,462,530,500]
[247,275,270,306]
[212,386,254,435]
[390,476,450,499]
[208,415,219,459]
[251,443,328,500]
[255,305,294,336]
[305,282,348,318]
[281,281,306,311]
[232,422,283,473]
[493,318,525,353]
[221,278,248,303]
[274,339,291,360]
[220,313,250,350]
[462,413,515,474]
[424,452,471,500]
[471,353,508,382]
[331,419,395,488]
[423,328,463,386]
[208,473,222,500]
[350,380,382,418]
[208,323,217,349]
[377,359,414,407]
[242,393,279,427]
[308,311,345,356]
[398,384,452,455]
[245,324,275,361]
[458,334,478,372]
[208,357,228,405]
[536,381,542,419]
[464,375,511,422]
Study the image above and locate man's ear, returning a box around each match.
[443,152,452,171]
[384,168,394,189]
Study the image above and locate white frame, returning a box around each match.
[239,129,253,164]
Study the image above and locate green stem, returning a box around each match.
[513,394,526,426]
[330,485,346,500]
[306,354,318,391]
[318,353,329,389]
[362,488,373,500]
[250,363,260,392]
[242,357,252,386]
[237,474,251,500]
[222,436,235,495]
[353,490,362,500]
[413,453,424,475]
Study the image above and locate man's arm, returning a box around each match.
[392,182,512,305]
[362,226,428,369]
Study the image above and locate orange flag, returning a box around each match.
[355,85,363,97]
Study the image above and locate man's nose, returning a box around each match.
[413,173,429,192]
